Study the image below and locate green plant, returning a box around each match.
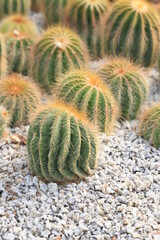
[0,106,9,139]
[139,103,160,148]
[0,74,41,127]
[98,57,149,120]
[0,33,7,80]
[0,0,31,19]
[31,26,89,92]
[56,70,119,134]
[99,0,160,67]
[27,101,98,182]
[65,0,110,53]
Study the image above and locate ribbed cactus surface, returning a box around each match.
[27,101,98,182]
[100,0,160,67]
[98,58,149,120]
[0,106,9,139]
[0,74,41,127]
[0,0,31,19]
[140,103,160,148]
[31,27,88,92]
[56,70,118,134]
[0,33,7,80]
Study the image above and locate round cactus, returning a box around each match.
[65,0,110,53]
[0,74,41,127]
[99,0,160,67]
[56,70,119,134]
[98,57,149,120]
[0,14,39,36]
[27,101,98,182]
[5,30,35,75]
[0,33,7,80]
[0,106,9,139]
[31,26,89,92]
[0,0,31,19]
[139,103,160,148]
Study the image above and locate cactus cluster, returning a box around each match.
[31,26,89,92]
[0,74,41,127]
[139,103,160,149]
[98,57,149,120]
[56,70,119,134]
[0,106,9,139]
[27,101,98,182]
[0,33,7,79]
[98,0,160,67]
[0,0,31,19]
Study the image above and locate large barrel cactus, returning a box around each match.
[31,26,89,92]
[56,70,119,134]
[98,57,149,120]
[0,33,7,80]
[99,0,160,67]
[27,101,98,182]
[0,74,41,127]
[0,106,9,139]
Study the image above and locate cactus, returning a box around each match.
[6,30,35,75]
[97,57,149,120]
[139,103,160,149]
[0,106,9,139]
[65,0,110,53]
[31,26,89,92]
[0,74,41,127]
[99,0,160,67]
[27,101,98,182]
[56,70,119,134]
[0,33,7,80]
[0,0,31,19]
[0,15,39,36]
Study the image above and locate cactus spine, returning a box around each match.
[98,57,149,120]
[0,106,9,139]
[56,70,119,134]
[0,74,41,127]
[27,101,98,182]
[0,0,31,19]
[100,0,160,67]
[0,33,7,80]
[31,26,89,92]
[139,103,160,148]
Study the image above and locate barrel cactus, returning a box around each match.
[0,0,31,19]
[98,57,149,120]
[139,103,160,149]
[56,70,119,134]
[31,26,89,92]
[27,101,98,182]
[0,74,41,127]
[0,106,9,139]
[0,33,7,80]
[100,0,160,67]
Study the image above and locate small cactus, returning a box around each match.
[98,57,149,120]
[27,101,98,182]
[0,74,41,127]
[139,103,160,148]
[0,0,31,19]
[0,33,7,80]
[31,26,89,92]
[66,0,110,53]
[0,14,39,36]
[56,70,119,134]
[0,106,9,139]
[99,0,160,67]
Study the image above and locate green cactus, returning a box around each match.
[98,0,160,67]
[98,57,149,120]
[0,106,9,139]
[0,33,7,80]
[0,74,41,127]
[31,26,89,92]
[139,103,160,148]
[56,70,119,134]
[0,0,31,19]
[27,101,98,182]
[65,0,110,54]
